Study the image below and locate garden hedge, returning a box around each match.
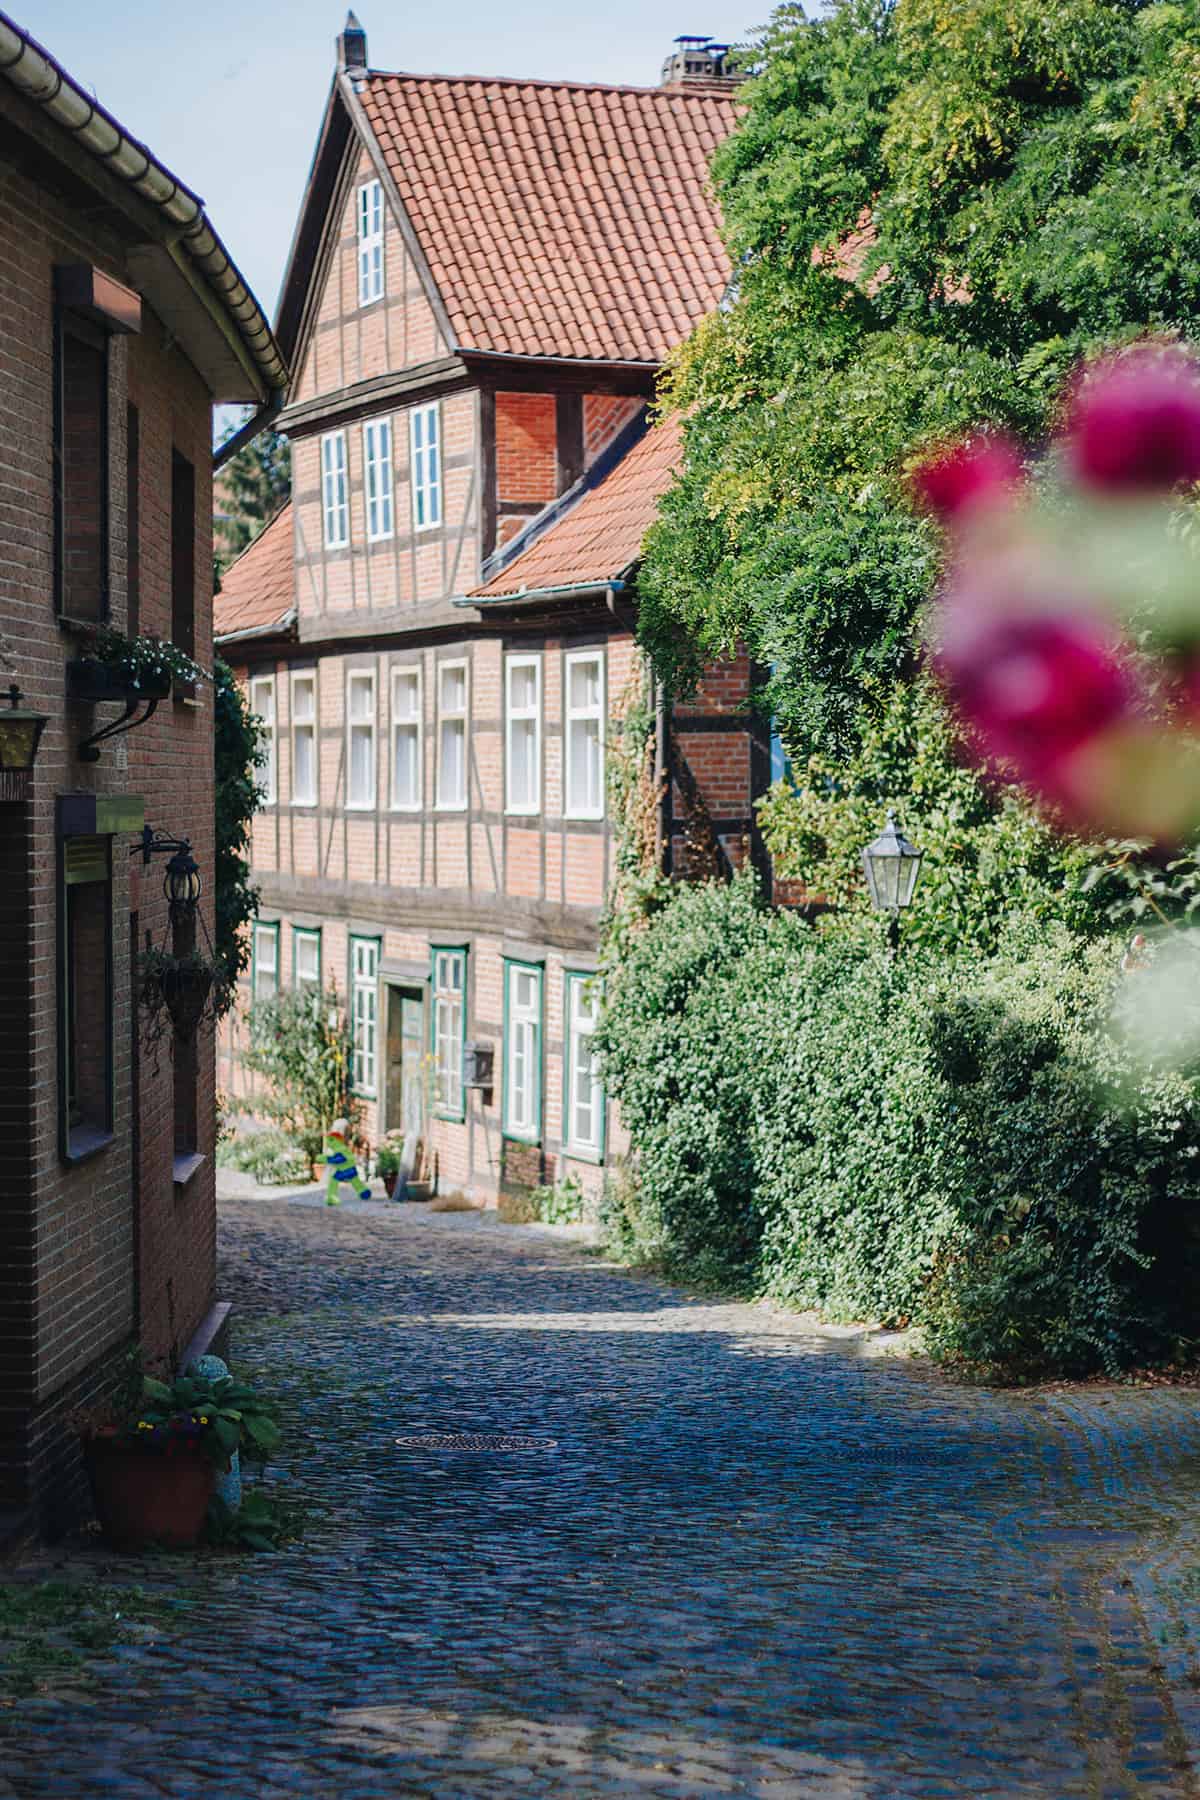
[597,875,1200,1375]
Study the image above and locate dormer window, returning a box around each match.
[357,179,384,306]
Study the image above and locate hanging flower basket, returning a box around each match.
[139,948,227,1051]
[162,959,215,1037]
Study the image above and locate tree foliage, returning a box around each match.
[213,420,291,577]
[641,0,1200,760]
[213,657,264,999]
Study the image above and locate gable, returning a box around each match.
[291,141,451,408]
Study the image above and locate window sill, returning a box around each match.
[173,1151,206,1190]
[366,532,395,546]
[345,801,377,812]
[389,802,422,814]
[563,1142,604,1167]
[433,1106,466,1124]
[563,811,607,824]
[503,1128,541,1148]
[505,806,542,819]
[290,799,318,810]
[63,1124,114,1166]
[434,801,468,814]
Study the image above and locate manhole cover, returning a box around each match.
[394,1433,559,1452]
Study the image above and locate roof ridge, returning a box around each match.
[364,67,738,102]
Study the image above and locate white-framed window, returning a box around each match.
[504,961,542,1142]
[346,669,376,809]
[410,402,441,530]
[564,649,605,819]
[350,936,379,1093]
[357,178,384,306]
[291,671,317,806]
[565,972,603,1159]
[432,947,466,1118]
[252,921,278,1002]
[249,674,276,804]
[363,416,394,542]
[391,664,422,810]
[293,928,321,994]
[436,659,467,810]
[321,431,349,549]
[505,654,542,816]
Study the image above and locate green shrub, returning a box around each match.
[242,986,358,1167]
[599,874,1200,1375]
[531,1174,585,1226]
[217,1126,310,1186]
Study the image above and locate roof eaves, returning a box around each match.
[214,607,298,647]
[0,10,286,401]
[454,576,633,610]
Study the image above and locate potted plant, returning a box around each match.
[375,1133,404,1199]
[74,1369,280,1550]
[67,626,209,704]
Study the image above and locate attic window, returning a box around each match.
[358,179,384,306]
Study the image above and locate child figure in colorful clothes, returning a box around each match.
[323,1119,371,1204]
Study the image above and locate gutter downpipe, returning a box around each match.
[213,391,287,473]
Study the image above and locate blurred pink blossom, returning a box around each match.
[1067,347,1200,493]
[911,435,1024,523]
[937,609,1133,795]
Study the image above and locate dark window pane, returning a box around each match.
[58,328,109,621]
[171,450,195,657]
[127,403,140,636]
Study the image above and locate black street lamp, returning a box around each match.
[134,825,202,928]
[862,809,923,954]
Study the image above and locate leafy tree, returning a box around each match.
[641,0,1200,761]
[213,657,264,1005]
[213,418,291,576]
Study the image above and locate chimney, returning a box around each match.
[660,34,744,89]
[338,10,368,79]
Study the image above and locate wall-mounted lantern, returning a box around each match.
[0,684,49,799]
[133,825,202,928]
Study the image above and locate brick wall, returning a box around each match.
[495,393,557,504]
[0,126,218,1531]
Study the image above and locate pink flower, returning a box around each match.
[911,435,1024,523]
[1067,348,1200,493]
[938,611,1133,785]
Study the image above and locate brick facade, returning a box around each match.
[0,31,282,1538]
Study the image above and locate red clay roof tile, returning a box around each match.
[213,503,295,640]
[471,413,684,599]
[358,73,737,364]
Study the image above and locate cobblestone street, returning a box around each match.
[6,1196,1200,1797]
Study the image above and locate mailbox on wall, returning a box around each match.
[464,1041,495,1090]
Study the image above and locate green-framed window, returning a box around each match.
[252,920,279,1003]
[293,926,321,995]
[349,935,381,1094]
[431,945,467,1120]
[564,970,604,1161]
[503,959,543,1143]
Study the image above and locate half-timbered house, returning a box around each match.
[216,17,768,1204]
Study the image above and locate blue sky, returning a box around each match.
[24,2,761,330]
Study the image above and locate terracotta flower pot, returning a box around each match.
[84,1437,215,1550]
